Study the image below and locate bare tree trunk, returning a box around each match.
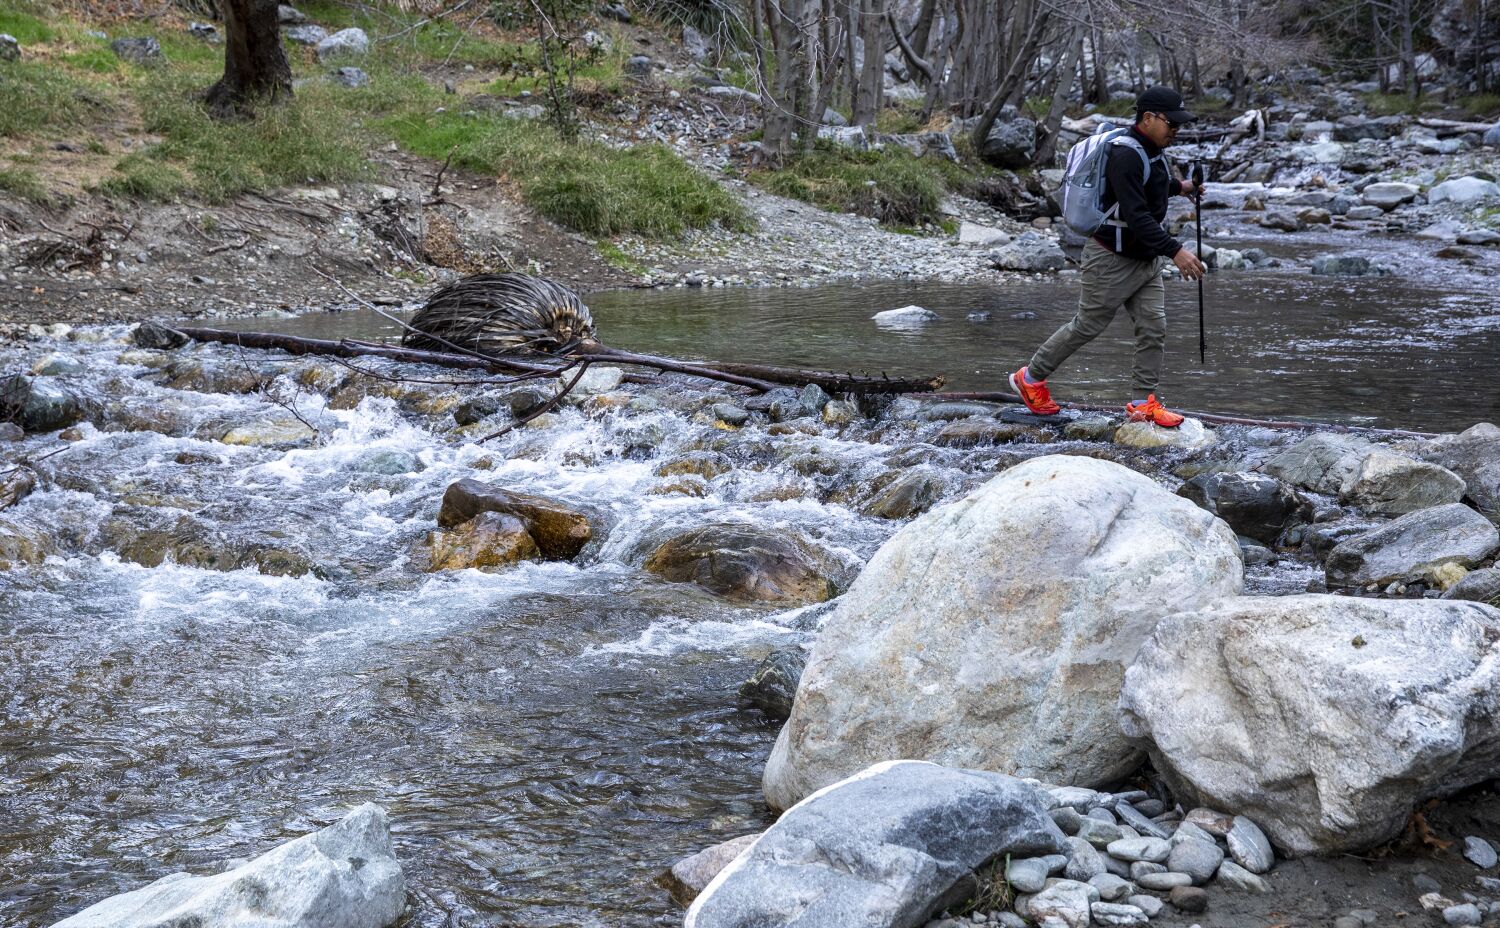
[761,0,800,163]
[853,0,886,125]
[968,6,1049,148]
[1035,29,1083,165]
[910,0,939,68]
[204,0,291,117]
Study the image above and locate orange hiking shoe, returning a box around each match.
[1126,394,1185,428]
[1009,366,1061,416]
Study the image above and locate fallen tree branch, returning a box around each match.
[479,359,590,443]
[921,391,1439,438]
[584,346,941,394]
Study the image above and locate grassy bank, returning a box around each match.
[0,0,746,237]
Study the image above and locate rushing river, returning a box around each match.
[1,212,1495,927]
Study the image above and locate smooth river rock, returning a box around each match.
[1325,503,1499,588]
[762,455,1242,811]
[437,478,592,559]
[1261,432,1373,495]
[1423,423,1500,522]
[52,804,404,928]
[1338,448,1466,515]
[645,523,843,605]
[687,761,1066,928]
[1119,594,1500,854]
[1113,418,1215,450]
[1176,471,1303,544]
[657,834,760,906]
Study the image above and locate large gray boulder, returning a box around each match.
[1260,432,1373,495]
[1120,595,1500,855]
[1337,448,1466,515]
[689,761,1067,928]
[761,455,1242,811]
[52,804,404,928]
[1423,423,1500,522]
[979,108,1037,168]
[1325,503,1499,588]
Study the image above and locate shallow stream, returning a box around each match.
[1,214,1495,927]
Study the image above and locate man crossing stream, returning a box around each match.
[1011,86,1209,427]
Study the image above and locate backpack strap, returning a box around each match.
[1100,136,1156,235]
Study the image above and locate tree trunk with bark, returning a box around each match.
[204,0,292,117]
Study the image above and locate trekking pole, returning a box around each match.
[1192,160,1207,364]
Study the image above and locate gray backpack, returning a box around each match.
[1060,123,1155,241]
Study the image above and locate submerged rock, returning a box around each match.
[0,516,54,569]
[52,803,404,928]
[762,455,1242,811]
[644,523,841,605]
[690,761,1066,928]
[860,469,946,519]
[738,647,806,721]
[1310,255,1389,277]
[1325,503,1499,588]
[438,479,592,559]
[872,305,938,325]
[1121,595,1500,855]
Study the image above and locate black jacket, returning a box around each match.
[1093,127,1184,261]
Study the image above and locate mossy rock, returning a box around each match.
[438,479,593,560]
[427,511,540,571]
[643,523,843,605]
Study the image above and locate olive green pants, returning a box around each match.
[1027,240,1167,399]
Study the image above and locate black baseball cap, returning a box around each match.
[1136,86,1197,125]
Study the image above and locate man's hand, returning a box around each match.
[1180,179,1207,199]
[1173,247,1206,281]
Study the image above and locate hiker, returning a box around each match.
[1010,86,1207,428]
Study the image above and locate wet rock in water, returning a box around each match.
[1310,255,1389,276]
[1444,568,1500,604]
[919,401,994,421]
[933,419,1035,448]
[798,383,830,414]
[1259,211,1301,232]
[1120,594,1500,855]
[316,27,369,61]
[1429,176,1500,205]
[738,647,807,721]
[453,395,502,426]
[644,523,842,605]
[0,375,85,433]
[1261,432,1374,495]
[761,456,1241,810]
[656,833,758,906]
[220,418,317,448]
[110,37,162,62]
[427,511,540,570]
[1113,418,1215,450]
[821,399,857,426]
[711,403,751,427]
[0,517,51,569]
[1064,417,1116,442]
[167,358,273,394]
[104,509,317,577]
[989,232,1067,272]
[691,761,1065,928]
[1338,448,1466,515]
[872,305,938,326]
[1325,503,1498,588]
[352,449,423,475]
[860,469,946,519]
[31,353,85,376]
[1463,836,1498,869]
[1422,423,1500,522]
[0,468,35,511]
[656,451,733,480]
[51,803,404,928]
[438,478,592,559]
[1360,181,1420,210]
[1177,472,1304,545]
